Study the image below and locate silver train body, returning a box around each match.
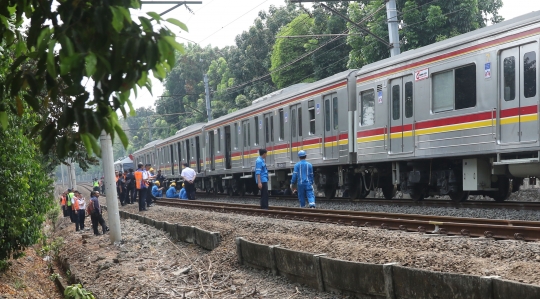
[133,11,540,201]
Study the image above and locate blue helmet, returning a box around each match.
[298,150,306,158]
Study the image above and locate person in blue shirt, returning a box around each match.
[179,183,188,200]
[255,148,269,209]
[290,150,316,208]
[151,181,164,198]
[166,182,179,198]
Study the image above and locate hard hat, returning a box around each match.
[171,182,176,187]
[298,150,306,158]
[182,183,185,187]
[154,181,160,186]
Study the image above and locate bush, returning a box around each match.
[64,284,95,299]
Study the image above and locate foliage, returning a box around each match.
[0,0,188,160]
[270,13,315,89]
[0,111,54,261]
[46,204,61,231]
[64,284,95,299]
[346,0,503,68]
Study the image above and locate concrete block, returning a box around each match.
[320,256,385,299]
[236,237,244,265]
[137,215,144,223]
[239,238,276,272]
[274,247,319,289]
[155,221,164,230]
[194,227,220,250]
[392,265,490,299]
[177,225,195,243]
[493,278,540,299]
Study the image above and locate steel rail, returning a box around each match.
[155,198,540,241]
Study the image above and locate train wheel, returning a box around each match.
[382,184,397,200]
[512,178,524,193]
[324,186,336,199]
[449,190,470,202]
[492,177,511,202]
[409,188,424,202]
[355,175,370,199]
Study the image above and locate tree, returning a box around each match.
[207,57,236,117]
[270,13,316,89]
[0,0,188,159]
[346,0,503,68]
[0,111,53,261]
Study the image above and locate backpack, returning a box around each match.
[86,200,95,215]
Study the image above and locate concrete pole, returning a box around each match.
[100,131,122,243]
[204,74,212,121]
[68,158,77,190]
[386,0,401,57]
[61,163,65,188]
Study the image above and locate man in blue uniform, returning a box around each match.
[255,148,269,209]
[166,182,179,198]
[290,150,316,208]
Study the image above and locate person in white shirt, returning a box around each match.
[144,164,156,207]
[181,162,197,200]
[74,191,86,232]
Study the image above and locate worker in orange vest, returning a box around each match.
[135,163,147,211]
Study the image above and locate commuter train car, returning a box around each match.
[132,11,540,201]
[351,11,540,202]
[132,139,161,170]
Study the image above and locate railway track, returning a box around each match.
[155,198,540,241]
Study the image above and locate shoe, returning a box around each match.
[309,206,316,209]
[142,209,148,211]
[105,227,110,232]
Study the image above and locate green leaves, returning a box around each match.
[147,12,162,22]
[162,36,185,54]
[110,7,124,32]
[46,40,56,77]
[0,111,7,129]
[85,52,97,77]
[165,18,188,32]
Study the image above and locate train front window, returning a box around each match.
[524,51,537,98]
[360,89,375,126]
[504,56,516,101]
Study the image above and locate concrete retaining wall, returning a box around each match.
[118,210,220,251]
[235,237,540,299]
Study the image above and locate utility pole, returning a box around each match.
[147,116,153,141]
[67,158,77,190]
[61,163,65,187]
[100,131,122,243]
[386,0,401,57]
[204,74,212,121]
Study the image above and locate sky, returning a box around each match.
[130,0,540,109]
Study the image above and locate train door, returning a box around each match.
[242,120,251,168]
[323,93,339,159]
[177,142,182,172]
[209,131,215,170]
[263,113,274,166]
[290,103,302,162]
[225,126,232,169]
[169,144,174,174]
[500,44,538,143]
[195,136,201,173]
[185,140,190,167]
[389,75,414,153]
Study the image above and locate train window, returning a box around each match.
[524,51,537,98]
[254,117,259,145]
[291,109,297,138]
[298,107,302,137]
[405,81,413,118]
[270,115,274,142]
[332,97,338,130]
[217,128,221,152]
[433,64,476,112]
[392,85,400,120]
[455,65,476,110]
[325,99,330,131]
[504,56,516,101]
[360,89,375,126]
[234,123,239,149]
[308,100,315,134]
[432,70,454,112]
[279,109,284,140]
[265,117,269,143]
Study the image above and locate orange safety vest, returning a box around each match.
[73,198,79,210]
[61,195,66,206]
[135,170,143,189]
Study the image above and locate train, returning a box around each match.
[133,11,540,202]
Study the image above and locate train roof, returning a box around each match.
[204,69,357,128]
[159,122,206,144]
[356,10,540,77]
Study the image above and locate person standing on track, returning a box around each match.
[135,163,147,211]
[92,178,100,191]
[118,170,126,206]
[144,164,156,207]
[89,191,109,236]
[67,189,76,223]
[255,148,269,210]
[126,168,136,204]
[290,150,316,208]
[75,191,87,231]
[181,162,197,200]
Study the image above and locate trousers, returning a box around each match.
[185,182,196,200]
[90,212,107,235]
[138,188,147,211]
[297,184,315,207]
[260,182,268,209]
[76,209,85,231]
[128,186,136,204]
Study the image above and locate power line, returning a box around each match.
[198,0,271,44]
